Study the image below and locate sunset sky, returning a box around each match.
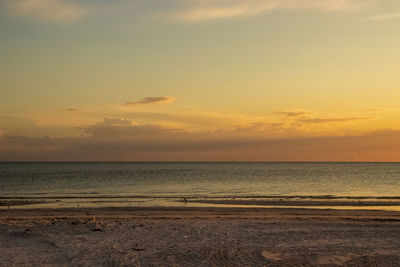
[1,0,400,161]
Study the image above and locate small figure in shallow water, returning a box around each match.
[183,198,187,204]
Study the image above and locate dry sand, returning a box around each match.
[1,207,400,266]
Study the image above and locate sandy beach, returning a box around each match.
[1,207,400,266]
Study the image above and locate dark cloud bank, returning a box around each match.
[1,118,400,161]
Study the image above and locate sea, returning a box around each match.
[1,162,400,211]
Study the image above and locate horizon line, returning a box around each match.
[1,161,400,164]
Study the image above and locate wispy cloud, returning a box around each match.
[273,110,372,124]
[273,110,309,118]
[3,0,87,23]
[125,97,175,106]
[1,0,377,24]
[364,12,400,22]
[297,116,371,124]
[364,107,385,112]
[172,0,373,22]
[67,107,79,112]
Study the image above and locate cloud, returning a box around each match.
[3,0,87,23]
[67,107,79,112]
[172,0,373,22]
[364,12,400,22]
[272,110,371,124]
[93,117,138,127]
[364,107,385,112]
[120,111,252,129]
[273,110,309,117]
[1,0,376,24]
[125,97,175,106]
[1,117,400,161]
[296,116,371,124]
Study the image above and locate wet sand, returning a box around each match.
[1,207,400,266]
[188,199,400,207]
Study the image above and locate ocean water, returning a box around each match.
[1,162,400,210]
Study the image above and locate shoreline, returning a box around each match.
[2,206,400,219]
[3,197,400,212]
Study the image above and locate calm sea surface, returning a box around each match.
[1,162,400,210]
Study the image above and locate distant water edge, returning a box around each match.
[1,162,400,210]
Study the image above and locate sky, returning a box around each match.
[1,0,400,161]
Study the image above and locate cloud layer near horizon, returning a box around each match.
[1,117,399,161]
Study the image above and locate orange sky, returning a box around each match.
[1,0,400,161]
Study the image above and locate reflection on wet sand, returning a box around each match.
[3,195,400,211]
